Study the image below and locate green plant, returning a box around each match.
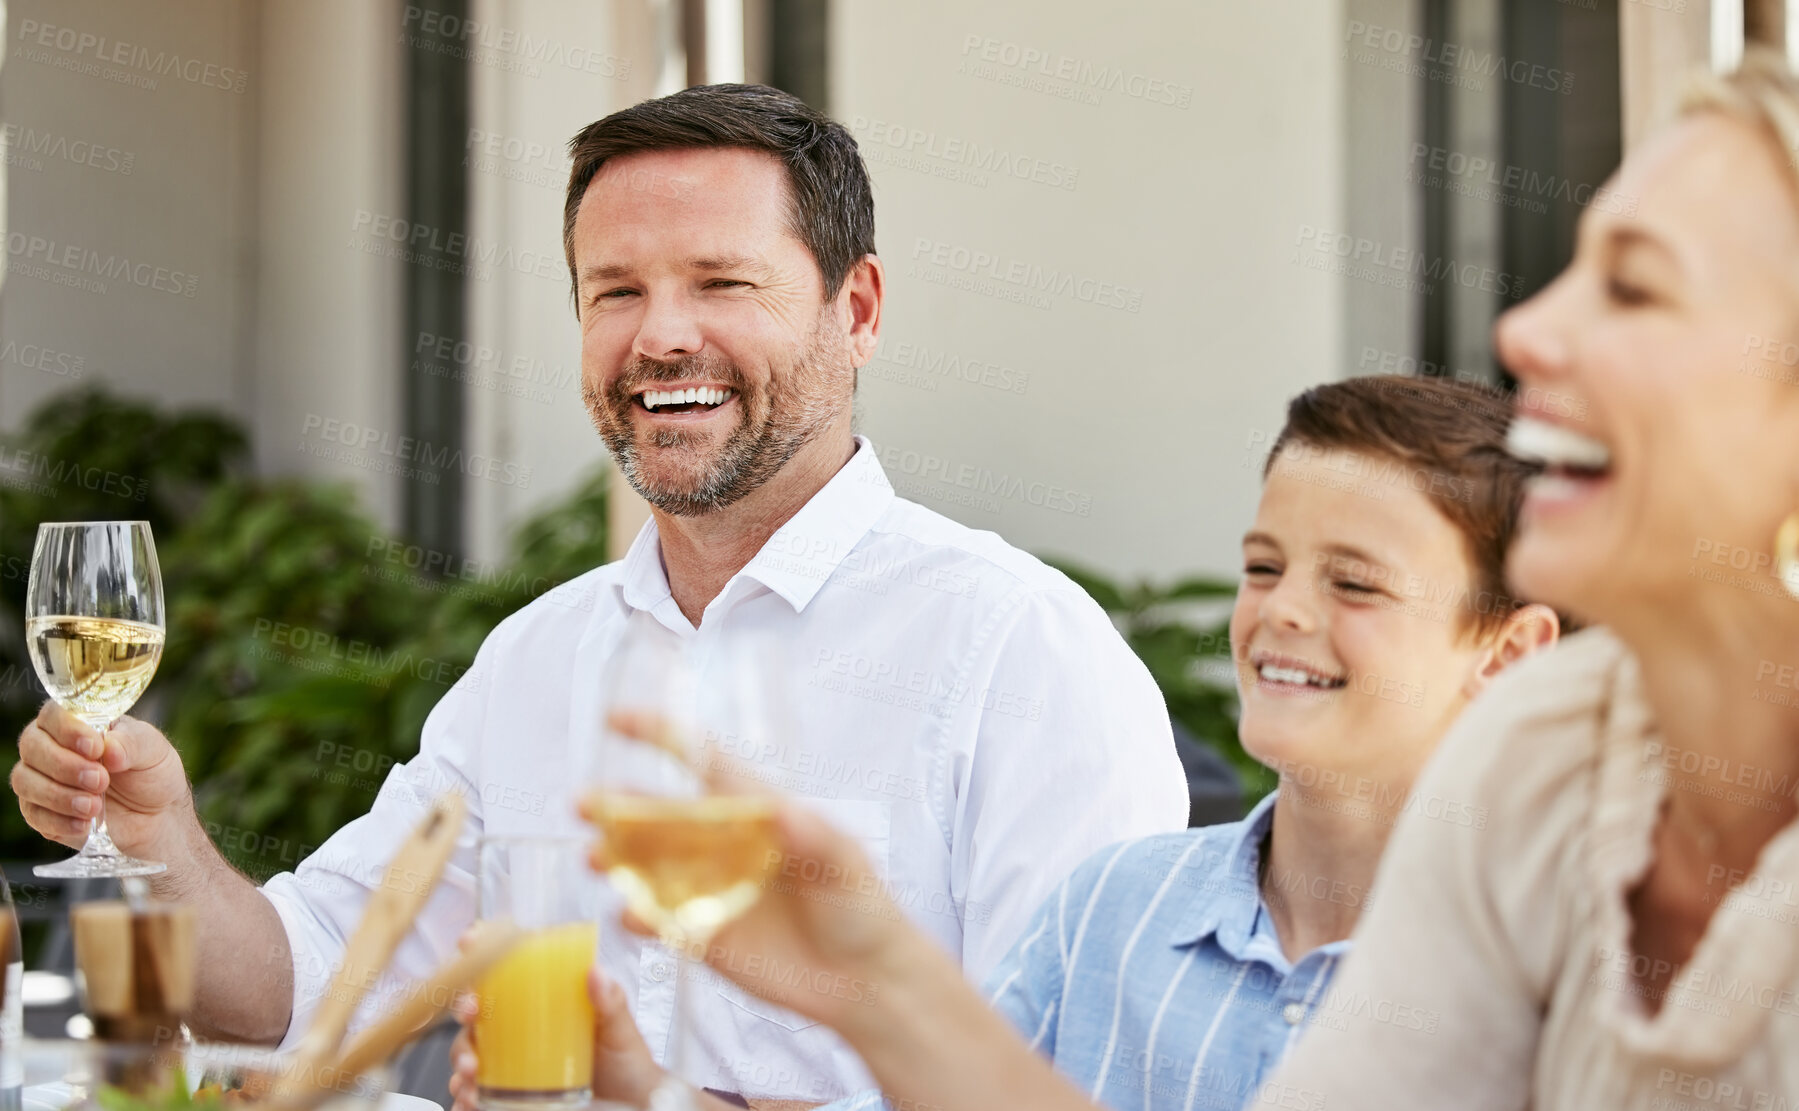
[157,470,610,880]
[0,388,609,876]
[1045,560,1272,800]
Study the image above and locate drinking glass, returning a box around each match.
[584,611,786,1111]
[25,522,166,878]
[0,868,20,1103]
[70,893,196,1045]
[475,836,600,1110]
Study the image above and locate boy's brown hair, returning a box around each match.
[1265,374,1550,638]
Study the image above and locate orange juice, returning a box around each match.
[475,921,598,1100]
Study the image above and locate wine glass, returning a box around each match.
[584,611,786,1110]
[25,522,166,878]
[0,866,21,1095]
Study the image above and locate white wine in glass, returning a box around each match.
[588,793,780,949]
[26,522,167,879]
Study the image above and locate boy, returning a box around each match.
[980,375,1561,1110]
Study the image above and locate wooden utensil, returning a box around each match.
[267,920,526,1111]
[282,793,468,1085]
[333,919,521,1078]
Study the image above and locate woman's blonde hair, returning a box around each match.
[1681,48,1799,189]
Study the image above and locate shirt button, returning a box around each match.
[1281,1002,1307,1026]
[650,963,671,982]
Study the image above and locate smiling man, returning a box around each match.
[9,85,1185,1104]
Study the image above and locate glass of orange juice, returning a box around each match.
[475,836,599,1110]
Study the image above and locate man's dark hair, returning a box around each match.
[563,83,875,307]
[1266,375,1569,637]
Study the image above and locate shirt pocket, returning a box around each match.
[799,797,892,877]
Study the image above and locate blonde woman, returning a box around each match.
[1266,51,1799,1107]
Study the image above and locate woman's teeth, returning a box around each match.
[1257,663,1346,689]
[640,387,734,412]
[1506,415,1611,473]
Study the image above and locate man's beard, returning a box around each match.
[584,318,847,517]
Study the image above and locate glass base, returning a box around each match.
[647,1078,699,1111]
[476,1087,591,1111]
[33,852,166,879]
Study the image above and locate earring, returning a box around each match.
[1780,511,1799,601]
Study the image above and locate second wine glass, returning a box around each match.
[584,611,785,1110]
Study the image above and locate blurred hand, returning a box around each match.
[10,701,194,858]
[587,797,913,1036]
[447,968,668,1111]
[446,1003,476,1111]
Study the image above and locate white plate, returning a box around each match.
[21,1081,439,1111]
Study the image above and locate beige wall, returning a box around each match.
[0,0,409,529]
[460,0,637,562]
[4,0,1353,584]
[252,0,407,529]
[0,0,258,427]
[831,0,1345,579]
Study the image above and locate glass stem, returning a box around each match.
[82,814,122,859]
[82,722,121,858]
[670,944,688,1079]
[651,935,699,1111]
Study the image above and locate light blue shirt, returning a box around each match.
[825,793,1347,1111]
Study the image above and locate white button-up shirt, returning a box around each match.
[262,437,1187,1103]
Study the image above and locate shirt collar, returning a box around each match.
[1168,790,1279,956]
[615,436,895,618]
